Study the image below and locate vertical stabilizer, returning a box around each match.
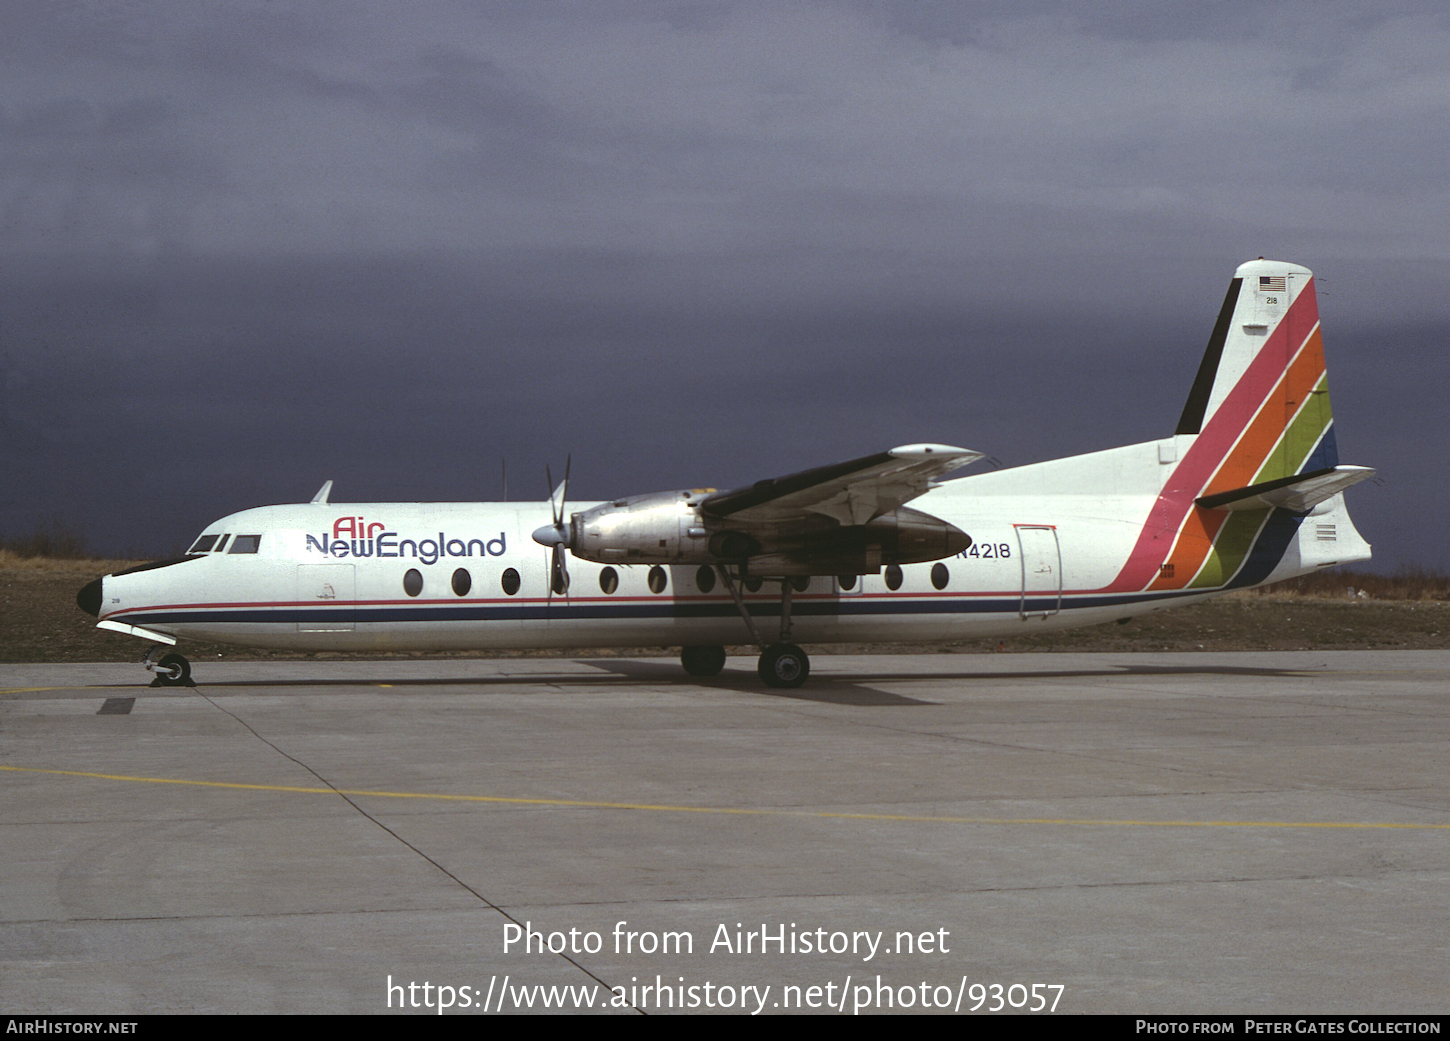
[1110,260,1358,593]
[1175,260,1335,472]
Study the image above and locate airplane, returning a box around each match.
[76,259,1373,689]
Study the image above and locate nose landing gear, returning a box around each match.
[144,646,194,687]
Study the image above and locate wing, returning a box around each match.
[700,444,983,526]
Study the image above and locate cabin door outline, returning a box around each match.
[1015,525,1061,619]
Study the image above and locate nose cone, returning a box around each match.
[76,577,104,618]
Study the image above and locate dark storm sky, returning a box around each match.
[1,1,1446,567]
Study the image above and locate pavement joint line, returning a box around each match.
[3,764,1448,831]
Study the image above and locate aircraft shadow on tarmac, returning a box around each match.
[172,660,1320,707]
[191,663,933,706]
[577,659,934,705]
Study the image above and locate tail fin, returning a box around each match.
[1116,260,1369,592]
[1173,259,1337,478]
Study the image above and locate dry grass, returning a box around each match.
[1253,567,1450,601]
[0,521,92,562]
[0,549,142,574]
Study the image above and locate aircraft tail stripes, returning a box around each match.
[1111,260,1348,593]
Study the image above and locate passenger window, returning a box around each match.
[791,576,809,593]
[838,574,856,590]
[452,568,471,596]
[599,567,619,594]
[931,563,950,590]
[744,575,763,593]
[884,564,903,591]
[188,535,218,554]
[695,565,716,593]
[214,534,231,552]
[501,568,521,596]
[229,534,262,554]
[404,569,423,597]
[648,566,667,594]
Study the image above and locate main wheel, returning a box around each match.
[154,652,192,687]
[758,643,809,688]
[681,645,727,677]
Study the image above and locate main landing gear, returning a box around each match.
[681,644,727,677]
[757,642,809,688]
[143,645,194,687]
[713,567,812,689]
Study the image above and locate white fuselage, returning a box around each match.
[94,436,1370,653]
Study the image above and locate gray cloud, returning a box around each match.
[4,2,1448,262]
[0,2,1444,566]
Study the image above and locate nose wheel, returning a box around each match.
[144,647,194,687]
[758,643,809,688]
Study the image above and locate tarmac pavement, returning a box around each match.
[1,651,1446,1015]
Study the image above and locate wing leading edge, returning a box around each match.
[701,444,983,525]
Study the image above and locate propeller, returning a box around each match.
[530,455,571,596]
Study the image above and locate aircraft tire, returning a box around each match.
[154,652,192,687]
[681,645,727,677]
[758,643,809,688]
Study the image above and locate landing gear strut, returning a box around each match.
[717,568,811,689]
[144,645,194,687]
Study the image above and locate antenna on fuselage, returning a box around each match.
[311,480,334,505]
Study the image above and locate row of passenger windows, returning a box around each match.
[403,567,516,598]
[397,563,955,597]
[188,534,262,554]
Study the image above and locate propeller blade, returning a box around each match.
[551,543,569,595]
[549,473,569,527]
[558,454,571,521]
[541,456,574,596]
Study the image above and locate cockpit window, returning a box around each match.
[228,534,262,554]
[188,535,219,554]
[214,534,231,552]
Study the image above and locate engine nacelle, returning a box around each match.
[570,490,717,564]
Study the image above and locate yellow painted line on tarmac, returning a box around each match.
[2,765,1447,832]
[0,686,132,696]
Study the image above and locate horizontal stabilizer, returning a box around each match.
[97,620,178,645]
[1196,465,1375,513]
